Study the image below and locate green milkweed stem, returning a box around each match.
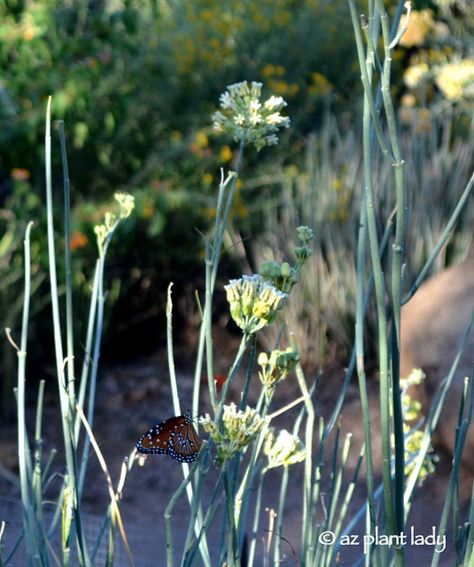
[45,97,90,566]
[13,221,37,566]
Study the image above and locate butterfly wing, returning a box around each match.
[136,415,186,455]
[168,423,202,463]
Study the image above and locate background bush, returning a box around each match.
[0,0,473,407]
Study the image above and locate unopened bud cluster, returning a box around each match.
[200,403,267,463]
[258,348,300,394]
[212,81,290,151]
[294,225,314,268]
[258,226,314,294]
[263,428,305,469]
[94,192,135,255]
[114,191,135,219]
[259,260,298,294]
[225,274,288,335]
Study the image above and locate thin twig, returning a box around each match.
[75,404,135,567]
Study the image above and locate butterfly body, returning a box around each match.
[136,410,202,463]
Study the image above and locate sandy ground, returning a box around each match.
[0,339,471,566]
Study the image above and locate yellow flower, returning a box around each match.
[209,37,221,50]
[219,145,233,162]
[195,130,209,148]
[404,63,430,89]
[274,65,286,77]
[309,72,333,96]
[435,59,474,101]
[262,64,275,78]
[22,25,36,41]
[200,9,214,23]
[202,173,214,187]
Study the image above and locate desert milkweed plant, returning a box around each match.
[4,2,474,566]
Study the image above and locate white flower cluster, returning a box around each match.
[264,428,305,469]
[225,274,288,335]
[200,403,267,463]
[213,81,290,151]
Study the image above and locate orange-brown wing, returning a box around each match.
[136,415,186,455]
[168,423,202,463]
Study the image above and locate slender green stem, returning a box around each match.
[192,161,242,418]
[402,171,474,305]
[247,469,266,567]
[74,260,100,443]
[326,207,395,438]
[240,335,257,410]
[167,282,181,416]
[465,481,474,565]
[431,416,471,567]
[182,467,225,567]
[328,433,352,533]
[375,0,407,542]
[182,450,209,557]
[33,379,50,566]
[349,2,398,552]
[44,98,89,566]
[165,284,211,567]
[290,338,315,565]
[14,221,37,565]
[224,463,240,566]
[204,240,217,410]
[235,404,271,532]
[77,253,107,495]
[211,143,244,287]
[349,0,391,160]
[58,122,76,425]
[33,379,45,504]
[330,444,365,564]
[215,335,250,423]
[355,197,380,565]
[320,432,353,567]
[273,466,289,566]
[164,453,208,567]
[77,215,123,497]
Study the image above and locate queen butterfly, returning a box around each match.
[136,410,202,463]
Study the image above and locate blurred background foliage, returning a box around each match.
[0,0,473,414]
